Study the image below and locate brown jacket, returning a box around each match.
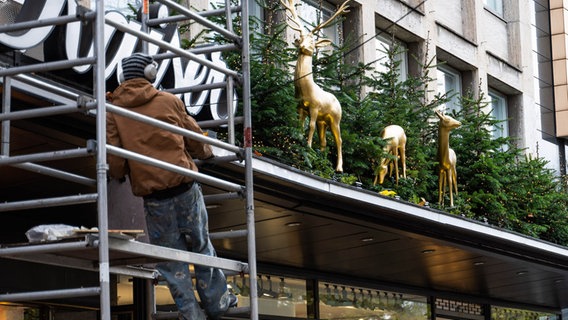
[106,78,213,197]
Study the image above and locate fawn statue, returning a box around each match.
[436,110,461,207]
[281,0,350,172]
[374,125,406,185]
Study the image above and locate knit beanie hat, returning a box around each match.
[121,53,154,81]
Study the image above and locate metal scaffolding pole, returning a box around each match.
[146,6,241,27]
[106,145,243,192]
[0,194,98,212]
[0,287,101,302]
[11,162,96,186]
[105,19,239,78]
[94,0,111,319]
[1,76,10,157]
[0,0,257,318]
[106,103,242,154]
[240,0,259,319]
[0,57,96,77]
[155,0,241,43]
[0,102,96,121]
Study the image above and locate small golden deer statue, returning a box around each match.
[435,110,461,207]
[374,125,407,185]
[280,0,350,172]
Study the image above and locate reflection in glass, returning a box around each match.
[319,282,429,320]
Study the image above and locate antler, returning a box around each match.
[311,0,351,35]
[281,0,303,33]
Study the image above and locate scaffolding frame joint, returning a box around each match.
[76,5,96,25]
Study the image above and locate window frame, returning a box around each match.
[488,89,509,139]
[297,0,341,45]
[375,32,408,81]
[483,0,504,18]
[436,64,462,115]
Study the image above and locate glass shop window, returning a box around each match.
[488,89,509,140]
[491,306,559,320]
[318,282,429,320]
[484,0,504,18]
[375,32,408,81]
[228,274,308,318]
[437,64,462,115]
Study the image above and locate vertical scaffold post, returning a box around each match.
[1,76,10,157]
[141,0,149,54]
[94,0,111,319]
[240,1,258,319]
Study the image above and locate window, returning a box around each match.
[436,65,462,114]
[296,0,341,44]
[319,282,429,320]
[375,32,408,81]
[484,0,503,17]
[489,90,509,139]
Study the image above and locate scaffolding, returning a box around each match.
[0,0,258,319]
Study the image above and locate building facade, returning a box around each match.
[1,1,568,320]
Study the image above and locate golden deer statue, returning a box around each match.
[281,0,350,172]
[436,110,461,207]
[374,125,407,185]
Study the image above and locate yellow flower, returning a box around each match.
[379,190,397,197]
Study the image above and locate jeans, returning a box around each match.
[144,183,231,320]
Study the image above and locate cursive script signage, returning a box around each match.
[0,0,236,121]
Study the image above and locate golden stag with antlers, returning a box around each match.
[281,0,350,172]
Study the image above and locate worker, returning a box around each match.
[106,53,237,320]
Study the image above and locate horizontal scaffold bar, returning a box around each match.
[164,81,226,95]
[0,102,96,121]
[0,57,96,77]
[12,162,96,187]
[0,12,95,34]
[106,104,242,154]
[107,237,249,273]
[154,44,239,61]
[210,229,248,240]
[147,5,241,27]
[0,239,92,256]
[155,0,241,43]
[0,193,98,212]
[107,145,243,193]
[198,116,244,129]
[0,287,101,302]
[12,74,81,101]
[0,147,94,167]
[203,192,242,203]
[194,155,242,167]
[105,19,239,79]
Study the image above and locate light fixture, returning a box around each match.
[361,237,374,242]
[285,222,301,227]
[421,249,436,254]
[516,271,528,276]
[473,261,485,266]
